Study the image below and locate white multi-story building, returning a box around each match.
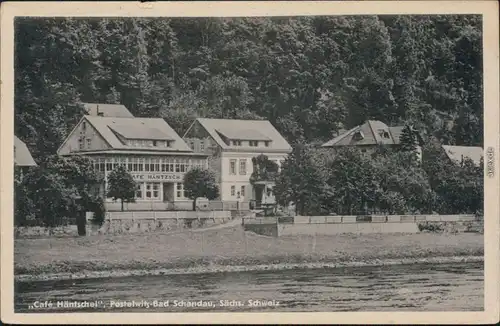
[57,103,208,210]
[183,118,292,205]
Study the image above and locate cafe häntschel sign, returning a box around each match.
[114,173,184,182]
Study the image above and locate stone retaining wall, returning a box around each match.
[15,211,233,238]
[241,214,482,237]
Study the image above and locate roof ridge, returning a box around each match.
[366,120,379,143]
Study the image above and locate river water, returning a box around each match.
[15,262,483,312]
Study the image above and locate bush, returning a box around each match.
[418,222,444,233]
[90,197,106,226]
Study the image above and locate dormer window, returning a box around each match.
[378,129,390,139]
[165,141,172,148]
[249,140,259,147]
[153,140,158,147]
[353,131,364,141]
[233,140,242,146]
[264,141,270,147]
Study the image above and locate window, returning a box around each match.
[249,140,258,147]
[153,140,158,147]
[353,131,364,141]
[106,158,113,172]
[229,159,237,175]
[166,141,172,148]
[239,159,247,175]
[86,139,92,148]
[241,186,246,197]
[200,140,205,151]
[153,158,160,172]
[176,183,187,199]
[264,141,270,147]
[78,137,84,150]
[233,140,242,146]
[152,183,160,198]
[231,185,236,196]
[175,163,180,173]
[144,183,160,199]
[189,141,194,150]
[135,183,143,199]
[128,157,134,171]
[378,129,390,139]
[82,121,87,131]
[99,158,105,172]
[137,158,144,171]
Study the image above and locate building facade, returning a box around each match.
[57,106,208,210]
[183,118,292,205]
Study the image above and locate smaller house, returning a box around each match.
[442,145,483,167]
[321,120,423,159]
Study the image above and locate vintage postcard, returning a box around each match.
[1,1,499,324]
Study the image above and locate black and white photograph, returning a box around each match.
[1,1,499,324]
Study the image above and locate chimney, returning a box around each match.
[96,104,104,117]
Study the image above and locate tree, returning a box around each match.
[274,143,327,215]
[183,168,220,211]
[324,147,380,215]
[399,124,419,152]
[15,16,483,156]
[249,154,279,184]
[14,155,103,227]
[106,165,136,211]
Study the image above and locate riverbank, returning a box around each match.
[15,227,484,282]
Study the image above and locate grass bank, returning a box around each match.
[14,227,483,281]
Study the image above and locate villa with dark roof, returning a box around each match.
[57,104,208,211]
[321,120,424,160]
[183,118,292,205]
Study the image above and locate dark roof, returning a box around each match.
[81,103,134,118]
[14,136,37,166]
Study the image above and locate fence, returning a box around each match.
[242,214,477,225]
[105,200,250,212]
[103,210,231,221]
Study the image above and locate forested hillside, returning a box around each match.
[15,15,482,160]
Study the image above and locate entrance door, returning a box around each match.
[163,183,174,202]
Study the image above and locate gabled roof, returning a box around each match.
[83,116,192,152]
[388,126,404,145]
[215,127,272,141]
[14,136,37,166]
[109,124,174,141]
[442,145,483,166]
[81,103,134,118]
[322,120,406,147]
[188,118,292,152]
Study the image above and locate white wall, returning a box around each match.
[219,151,287,201]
